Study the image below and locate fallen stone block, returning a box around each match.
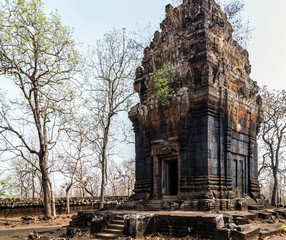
[231,225,260,240]
[259,223,285,237]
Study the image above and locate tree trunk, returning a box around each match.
[47,175,56,217]
[50,187,56,217]
[99,160,106,210]
[82,186,85,198]
[20,178,24,198]
[41,174,52,217]
[39,152,52,218]
[271,169,278,206]
[66,182,73,214]
[99,120,110,210]
[66,189,70,214]
[85,186,95,197]
[32,171,35,200]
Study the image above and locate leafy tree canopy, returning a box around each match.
[0,176,15,198]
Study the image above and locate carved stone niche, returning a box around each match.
[151,139,180,200]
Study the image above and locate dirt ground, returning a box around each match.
[0,214,286,240]
[0,214,71,240]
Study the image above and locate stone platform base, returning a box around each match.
[121,198,269,212]
[67,209,286,240]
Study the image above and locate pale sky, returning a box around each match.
[1,0,285,92]
[246,0,286,91]
[40,0,286,91]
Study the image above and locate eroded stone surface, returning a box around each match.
[129,0,262,202]
[68,210,286,240]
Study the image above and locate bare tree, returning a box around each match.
[258,87,286,206]
[0,0,81,217]
[216,0,252,48]
[12,155,41,199]
[58,116,93,214]
[224,0,252,48]
[122,159,136,196]
[81,173,101,198]
[84,29,141,209]
[107,159,135,197]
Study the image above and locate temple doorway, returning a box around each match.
[161,156,178,197]
[233,156,247,197]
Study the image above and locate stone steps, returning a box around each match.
[112,219,125,225]
[95,215,125,239]
[145,200,162,210]
[104,228,124,234]
[249,210,272,220]
[95,233,119,239]
[107,223,124,230]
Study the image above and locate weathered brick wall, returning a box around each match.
[0,196,127,218]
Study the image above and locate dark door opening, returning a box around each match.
[168,160,178,195]
[161,157,178,196]
[233,158,246,197]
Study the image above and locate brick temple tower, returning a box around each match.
[129,0,262,205]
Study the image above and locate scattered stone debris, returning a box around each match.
[28,231,42,240]
[115,234,200,240]
[262,233,286,240]
[28,231,69,240]
[22,216,35,221]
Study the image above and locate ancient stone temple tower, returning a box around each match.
[129,0,262,203]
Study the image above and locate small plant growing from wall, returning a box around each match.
[154,65,174,104]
